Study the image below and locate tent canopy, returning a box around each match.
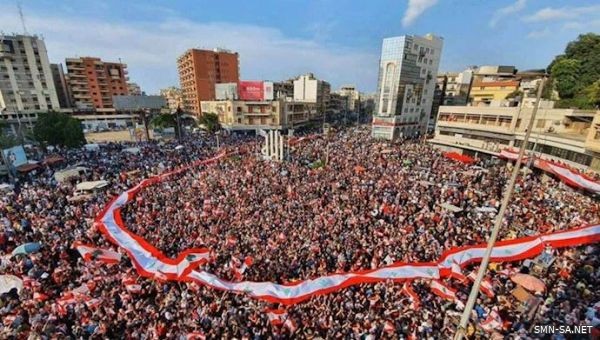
[76,180,109,191]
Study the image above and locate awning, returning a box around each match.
[43,155,65,165]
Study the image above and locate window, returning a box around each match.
[536,119,546,128]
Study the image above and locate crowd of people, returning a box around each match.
[0,127,598,338]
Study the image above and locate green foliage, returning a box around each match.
[547,33,600,108]
[34,112,86,148]
[505,89,523,99]
[0,120,19,148]
[583,80,600,107]
[151,113,176,129]
[199,112,221,133]
[550,58,581,99]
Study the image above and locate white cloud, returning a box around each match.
[0,13,378,94]
[490,0,527,28]
[523,5,600,22]
[527,28,550,39]
[402,0,439,27]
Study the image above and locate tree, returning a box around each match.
[198,112,220,133]
[547,33,600,108]
[584,79,600,108]
[505,89,522,99]
[0,120,19,149]
[550,58,581,99]
[34,112,86,147]
[151,113,176,129]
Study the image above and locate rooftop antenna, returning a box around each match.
[17,0,29,35]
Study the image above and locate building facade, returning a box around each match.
[293,73,330,118]
[469,80,520,106]
[50,63,71,108]
[0,35,60,114]
[201,99,317,130]
[127,82,142,96]
[338,85,360,111]
[430,105,600,173]
[177,48,239,114]
[273,79,294,100]
[372,34,443,140]
[159,87,183,112]
[65,57,129,109]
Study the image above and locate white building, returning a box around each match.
[0,35,60,114]
[293,73,330,117]
[372,33,443,140]
[338,85,360,111]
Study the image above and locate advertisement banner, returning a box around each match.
[239,81,264,101]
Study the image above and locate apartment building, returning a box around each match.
[293,73,330,118]
[0,35,60,114]
[65,57,129,109]
[201,99,317,130]
[177,48,239,114]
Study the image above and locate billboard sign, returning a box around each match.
[2,146,27,167]
[216,83,238,100]
[239,81,264,101]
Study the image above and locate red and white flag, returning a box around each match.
[230,256,254,280]
[480,310,503,332]
[33,292,49,301]
[430,280,457,300]
[284,318,298,334]
[73,241,121,264]
[266,308,287,326]
[450,262,467,282]
[401,282,421,309]
[467,272,495,298]
[226,236,237,247]
[187,332,206,340]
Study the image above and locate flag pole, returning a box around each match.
[454,77,546,340]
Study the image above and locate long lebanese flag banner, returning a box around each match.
[499,148,600,194]
[96,150,600,305]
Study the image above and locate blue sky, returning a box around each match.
[1,0,599,94]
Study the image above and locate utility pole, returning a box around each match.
[454,77,546,340]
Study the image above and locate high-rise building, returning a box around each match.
[127,82,142,96]
[177,48,239,114]
[50,63,71,108]
[293,73,330,118]
[159,86,183,111]
[0,35,60,113]
[65,57,129,109]
[371,33,443,140]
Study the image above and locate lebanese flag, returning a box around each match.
[232,256,254,280]
[266,308,287,326]
[401,282,420,309]
[187,332,206,340]
[480,310,503,331]
[450,262,467,282]
[73,241,122,264]
[125,283,142,294]
[226,236,237,247]
[430,280,457,300]
[33,292,49,301]
[383,320,396,333]
[284,318,298,334]
[85,298,102,309]
[467,272,495,298]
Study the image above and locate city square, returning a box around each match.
[1,0,600,338]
